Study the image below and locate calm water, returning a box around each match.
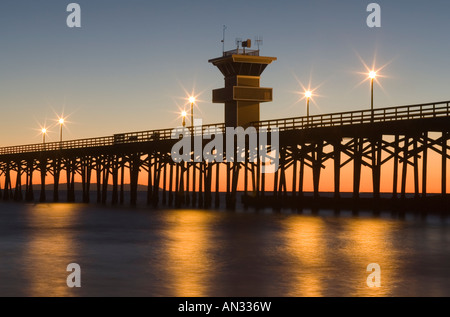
[0,202,450,297]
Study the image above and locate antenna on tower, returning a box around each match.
[255,35,263,52]
[235,38,242,53]
[221,25,227,55]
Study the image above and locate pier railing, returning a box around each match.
[0,123,226,155]
[253,101,450,131]
[0,101,449,156]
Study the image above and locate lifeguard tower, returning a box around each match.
[209,39,277,127]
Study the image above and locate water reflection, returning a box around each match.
[0,202,447,296]
[282,216,326,296]
[281,215,404,296]
[161,210,219,297]
[23,204,81,296]
[340,218,402,296]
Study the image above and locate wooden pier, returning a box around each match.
[0,101,449,211]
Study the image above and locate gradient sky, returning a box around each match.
[1,0,450,146]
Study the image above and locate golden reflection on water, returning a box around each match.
[282,215,402,297]
[341,218,401,296]
[24,203,80,296]
[282,216,326,296]
[162,209,219,297]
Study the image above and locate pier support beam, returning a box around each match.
[14,162,22,201]
[39,159,47,202]
[393,135,400,199]
[129,154,140,206]
[146,156,153,206]
[25,162,33,202]
[442,132,448,197]
[371,138,382,200]
[422,132,428,198]
[312,142,324,199]
[353,138,362,199]
[111,156,118,205]
[152,156,161,206]
[53,159,61,202]
[333,143,341,199]
[401,136,409,199]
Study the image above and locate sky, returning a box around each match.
[1,0,450,146]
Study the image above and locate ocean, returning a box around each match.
[0,199,449,297]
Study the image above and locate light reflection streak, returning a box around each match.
[281,215,403,297]
[161,210,219,297]
[340,218,401,296]
[23,203,80,296]
[282,216,326,296]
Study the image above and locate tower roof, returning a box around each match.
[209,54,277,77]
[208,53,277,65]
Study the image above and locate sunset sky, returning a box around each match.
[0,0,449,146]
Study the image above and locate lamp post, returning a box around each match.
[59,118,64,142]
[188,96,196,204]
[369,71,376,115]
[181,111,187,127]
[189,96,195,128]
[41,128,47,144]
[305,90,312,126]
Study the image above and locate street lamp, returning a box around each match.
[188,96,196,128]
[58,118,65,142]
[368,71,377,122]
[305,90,312,126]
[181,111,187,127]
[369,71,376,112]
[41,128,47,144]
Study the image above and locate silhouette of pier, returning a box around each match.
[1,46,450,212]
[0,101,449,211]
